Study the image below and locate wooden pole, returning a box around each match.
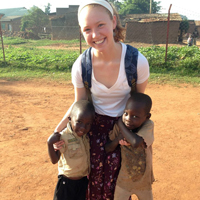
[0,15,6,62]
[165,4,172,62]
[150,0,152,14]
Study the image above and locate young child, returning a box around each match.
[105,93,154,200]
[187,34,193,46]
[47,100,95,200]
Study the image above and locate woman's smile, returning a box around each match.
[94,39,105,44]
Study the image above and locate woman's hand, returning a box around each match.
[53,140,65,151]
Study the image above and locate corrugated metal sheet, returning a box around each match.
[195,21,200,26]
[124,13,182,23]
[0,7,28,21]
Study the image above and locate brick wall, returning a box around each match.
[1,18,22,32]
[125,21,180,44]
[51,12,80,40]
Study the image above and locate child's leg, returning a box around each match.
[75,176,88,200]
[114,185,153,200]
[53,175,88,200]
[114,185,132,200]
[53,175,71,200]
[133,189,153,200]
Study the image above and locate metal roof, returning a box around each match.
[0,7,28,21]
[195,21,200,26]
[124,13,182,23]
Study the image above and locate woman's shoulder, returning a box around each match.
[72,54,82,72]
[122,43,146,59]
[74,53,83,65]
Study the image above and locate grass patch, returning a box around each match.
[0,46,79,71]
[0,37,200,85]
[2,36,28,45]
[149,73,200,86]
[2,36,85,48]
[139,45,200,85]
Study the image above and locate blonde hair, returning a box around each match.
[83,3,126,42]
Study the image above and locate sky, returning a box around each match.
[1,0,200,20]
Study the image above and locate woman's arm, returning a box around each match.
[53,87,87,150]
[54,103,74,132]
[54,87,87,132]
[136,79,148,93]
[136,51,149,93]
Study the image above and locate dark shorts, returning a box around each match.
[87,113,121,200]
[53,175,88,200]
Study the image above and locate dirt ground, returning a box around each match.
[0,79,200,200]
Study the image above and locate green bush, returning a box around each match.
[0,46,79,72]
[0,38,200,83]
[139,45,200,77]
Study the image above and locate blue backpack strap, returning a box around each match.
[125,44,138,94]
[81,47,93,102]
[81,47,92,89]
[81,45,138,100]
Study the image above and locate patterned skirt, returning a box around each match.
[87,113,121,200]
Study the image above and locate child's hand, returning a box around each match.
[117,133,131,146]
[119,139,131,146]
[47,132,62,164]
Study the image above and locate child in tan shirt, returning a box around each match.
[47,100,95,200]
[105,93,154,200]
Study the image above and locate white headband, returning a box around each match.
[78,0,113,22]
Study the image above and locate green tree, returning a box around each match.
[44,3,51,14]
[20,6,49,32]
[108,0,122,12]
[119,0,161,16]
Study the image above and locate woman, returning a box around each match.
[54,1,149,199]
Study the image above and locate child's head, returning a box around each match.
[69,100,95,137]
[78,0,125,44]
[122,93,152,130]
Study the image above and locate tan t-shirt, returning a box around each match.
[58,122,90,178]
[109,120,154,191]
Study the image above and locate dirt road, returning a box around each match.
[0,80,200,200]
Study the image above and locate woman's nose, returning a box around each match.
[92,29,98,38]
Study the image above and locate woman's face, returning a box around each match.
[79,5,116,52]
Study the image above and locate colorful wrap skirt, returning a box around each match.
[87,113,121,200]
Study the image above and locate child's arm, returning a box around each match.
[105,133,124,153]
[117,117,145,148]
[47,132,61,164]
